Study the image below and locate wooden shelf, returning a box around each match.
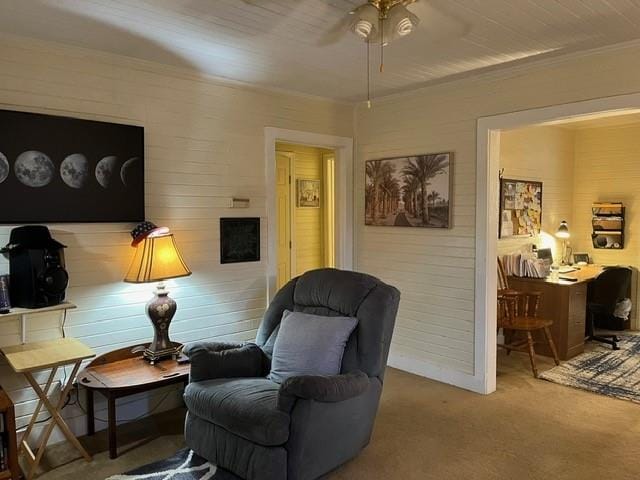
[0,302,76,319]
[0,388,19,480]
[0,302,76,344]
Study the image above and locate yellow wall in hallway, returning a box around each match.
[276,143,332,277]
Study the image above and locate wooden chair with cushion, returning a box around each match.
[497,258,560,378]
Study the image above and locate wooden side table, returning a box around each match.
[77,343,190,459]
[1,338,95,480]
[0,388,19,480]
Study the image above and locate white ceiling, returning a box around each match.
[2,0,640,102]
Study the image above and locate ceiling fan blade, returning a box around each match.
[407,0,469,42]
[317,13,357,46]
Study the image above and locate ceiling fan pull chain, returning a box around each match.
[379,17,384,73]
[367,39,372,108]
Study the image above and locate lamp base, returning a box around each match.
[143,344,181,364]
[144,282,180,364]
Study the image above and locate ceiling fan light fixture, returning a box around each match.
[396,17,414,36]
[387,4,418,38]
[348,1,423,107]
[350,3,379,39]
[353,19,374,38]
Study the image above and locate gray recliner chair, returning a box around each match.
[183,268,400,480]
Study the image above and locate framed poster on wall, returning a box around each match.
[0,108,144,223]
[365,152,452,228]
[499,178,542,238]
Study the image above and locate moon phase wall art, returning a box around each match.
[0,109,144,223]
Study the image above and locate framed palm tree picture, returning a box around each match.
[365,152,452,228]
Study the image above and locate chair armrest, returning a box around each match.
[277,371,369,413]
[183,341,245,357]
[183,341,266,382]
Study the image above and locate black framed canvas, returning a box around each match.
[0,109,144,223]
[499,178,542,238]
[365,152,452,228]
[220,217,260,264]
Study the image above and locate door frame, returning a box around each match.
[322,151,336,268]
[475,92,640,395]
[265,128,354,302]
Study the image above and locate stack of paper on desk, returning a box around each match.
[500,254,550,278]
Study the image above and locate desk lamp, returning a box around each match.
[555,220,570,265]
[124,222,191,363]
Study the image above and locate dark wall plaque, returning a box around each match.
[220,217,260,264]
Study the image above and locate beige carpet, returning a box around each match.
[35,352,640,480]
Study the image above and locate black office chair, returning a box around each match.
[586,266,632,350]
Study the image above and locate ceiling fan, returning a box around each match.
[323,0,467,106]
[323,0,466,46]
[349,0,420,45]
[241,0,466,105]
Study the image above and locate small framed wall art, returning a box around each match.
[297,179,320,208]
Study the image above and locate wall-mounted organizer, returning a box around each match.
[592,202,624,249]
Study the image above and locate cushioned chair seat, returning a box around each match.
[184,378,290,446]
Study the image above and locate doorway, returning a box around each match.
[494,113,640,391]
[275,143,336,290]
[265,127,353,302]
[475,92,640,395]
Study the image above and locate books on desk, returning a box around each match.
[500,254,550,279]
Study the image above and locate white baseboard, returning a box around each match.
[387,352,488,394]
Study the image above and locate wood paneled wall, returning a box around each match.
[0,34,352,443]
[354,42,640,386]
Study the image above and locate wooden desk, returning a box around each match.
[78,343,189,459]
[508,265,603,360]
[1,338,95,480]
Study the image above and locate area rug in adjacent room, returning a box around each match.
[106,448,240,480]
[540,334,640,403]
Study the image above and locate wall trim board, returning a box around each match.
[476,92,640,394]
[387,352,486,394]
[265,127,354,302]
